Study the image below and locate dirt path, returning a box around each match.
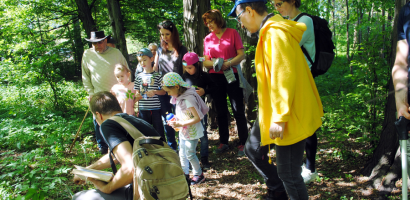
[190,127,403,199]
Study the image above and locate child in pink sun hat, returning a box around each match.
[182,52,218,170]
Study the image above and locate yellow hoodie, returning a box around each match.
[255,15,324,146]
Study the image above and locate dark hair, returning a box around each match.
[202,9,226,29]
[238,2,268,16]
[90,91,123,115]
[164,85,188,96]
[183,62,203,78]
[277,0,301,8]
[293,0,301,8]
[157,20,183,56]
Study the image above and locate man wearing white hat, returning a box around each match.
[82,31,130,154]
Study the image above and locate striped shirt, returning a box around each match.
[134,72,162,110]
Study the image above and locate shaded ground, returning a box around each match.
[5,121,404,199]
[188,123,404,199]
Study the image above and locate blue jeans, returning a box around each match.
[180,139,202,176]
[245,119,308,200]
[158,94,177,151]
[138,109,165,141]
[93,118,108,151]
[200,114,209,157]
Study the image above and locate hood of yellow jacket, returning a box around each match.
[260,14,306,44]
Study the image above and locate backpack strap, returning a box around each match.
[110,116,144,140]
[294,12,307,22]
[106,115,145,174]
[139,138,164,146]
[301,46,314,66]
[294,13,314,66]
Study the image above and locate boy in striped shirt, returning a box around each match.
[135,48,166,140]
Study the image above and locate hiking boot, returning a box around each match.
[191,173,205,185]
[201,156,210,171]
[265,189,288,200]
[213,144,229,154]
[237,145,245,157]
[301,164,318,184]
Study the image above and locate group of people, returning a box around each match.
[73,0,325,199]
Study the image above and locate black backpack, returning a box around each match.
[295,13,335,77]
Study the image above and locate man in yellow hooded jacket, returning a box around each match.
[229,1,323,199]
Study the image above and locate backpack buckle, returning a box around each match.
[145,166,153,174]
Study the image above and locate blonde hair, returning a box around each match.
[114,63,130,75]
[114,63,131,82]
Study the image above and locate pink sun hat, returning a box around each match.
[183,52,200,66]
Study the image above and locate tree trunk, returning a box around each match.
[358,7,363,56]
[75,0,97,38]
[183,0,210,56]
[332,0,336,40]
[106,0,129,65]
[346,0,351,73]
[360,0,406,195]
[238,29,258,126]
[73,17,83,79]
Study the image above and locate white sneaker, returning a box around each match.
[301,164,318,184]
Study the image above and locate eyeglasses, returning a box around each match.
[205,20,214,26]
[274,1,284,8]
[235,10,245,23]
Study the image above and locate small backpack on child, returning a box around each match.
[108,115,191,200]
[295,13,336,77]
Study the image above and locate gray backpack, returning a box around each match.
[109,116,189,200]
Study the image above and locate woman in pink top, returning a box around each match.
[202,9,248,157]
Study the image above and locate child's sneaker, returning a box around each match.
[190,173,205,185]
[213,143,229,154]
[301,164,318,184]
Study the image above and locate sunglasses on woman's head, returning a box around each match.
[159,21,173,28]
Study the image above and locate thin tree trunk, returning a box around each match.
[332,0,336,40]
[358,6,363,55]
[106,0,129,64]
[382,8,386,59]
[73,17,83,79]
[346,0,351,74]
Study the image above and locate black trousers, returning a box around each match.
[210,73,248,145]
